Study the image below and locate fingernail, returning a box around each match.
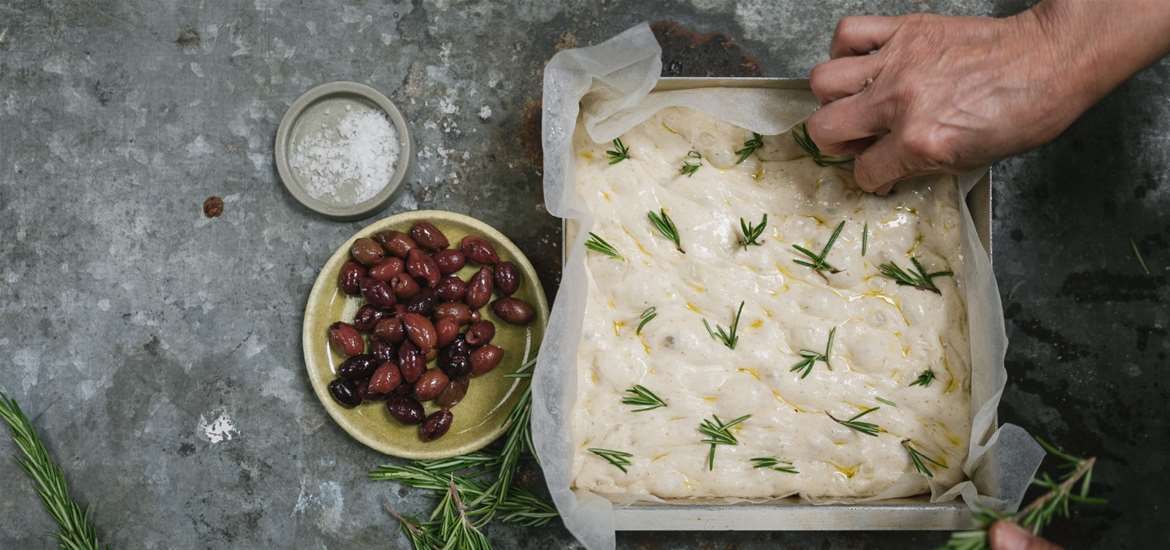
[989,521,1032,550]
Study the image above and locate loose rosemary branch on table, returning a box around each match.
[584,232,622,260]
[698,414,751,471]
[606,137,630,164]
[827,407,882,437]
[792,220,845,278]
[680,150,702,176]
[790,326,836,379]
[739,213,768,249]
[703,300,745,350]
[791,122,853,167]
[734,132,764,164]
[622,384,667,412]
[911,369,936,387]
[647,208,684,253]
[879,256,953,294]
[751,456,799,474]
[0,392,106,550]
[635,306,657,335]
[902,439,946,478]
[588,448,634,473]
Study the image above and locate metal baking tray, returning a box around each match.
[562,77,991,531]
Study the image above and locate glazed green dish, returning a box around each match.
[303,210,548,459]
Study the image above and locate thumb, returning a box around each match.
[988,521,1063,550]
[852,133,918,192]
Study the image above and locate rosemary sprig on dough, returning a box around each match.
[735,132,764,164]
[790,326,836,379]
[910,369,936,387]
[703,301,744,350]
[862,222,869,256]
[635,306,657,335]
[879,257,953,294]
[680,150,702,176]
[739,214,768,249]
[621,385,667,412]
[588,448,634,473]
[751,456,799,474]
[647,209,684,253]
[698,414,751,470]
[606,137,630,164]
[875,396,898,407]
[791,122,853,166]
[902,439,946,478]
[584,232,623,260]
[827,407,881,437]
[792,220,845,276]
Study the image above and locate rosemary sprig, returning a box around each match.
[647,209,684,253]
[698,414,751,470]
[493,486,560,527]
[606,137,630,164]
[680,150,702,176]
[588,448,634,473]
[503,355,538,379]
[827,407,881,437]
[792,220,845,277]
[584,232,623,260]
[1131,239,1151,275]
[636,306,657,335]
[739,213,768,249]
[0,392,106,550]
[703,300,745,350]
[488,388,534,510]
[385,503,442,550]
[910,369,936,387]
[435,479,491,549]
[790,326,836,379]
[875,396,898,407]
[750,456,799,474]
[902,439,946,478]
[734,132,764,164]
[862,222,869,256]
[879,257,953,294]
[621,385,667,412]
[791,121,853,166]
[416,452,501,474]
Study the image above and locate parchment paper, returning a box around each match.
[533,23,1045,550]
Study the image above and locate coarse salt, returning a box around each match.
[290,109,400,205]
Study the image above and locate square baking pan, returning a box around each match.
[561,77,991,531]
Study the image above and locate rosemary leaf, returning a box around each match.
[791,220,845,276]
[503,355,538,379]
[791,122,853,166]
[680,150,702,177]
[878,257,953,294]
[606,137,630,164]
[1131,239,1151,275]
[588,448,634,473]
[902,439,946,478]
[739,213,768,249]
[621,385,667,412]
[827,407,881,437]
[751,456,799,474]
[647,209,684,253]
[862,222,869,256]
[875,396,898,408]
[385,502,443,550]
[698,414,751,470]
[910,369,936,387]
[703,301,744,350]
[584,232,623,260]
[635,306,657,335]
[734,132,764,164]
[790,326,836,379]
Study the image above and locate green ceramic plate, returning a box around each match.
[303,210,548,459]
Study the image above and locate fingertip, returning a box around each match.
[988,521,1038,550]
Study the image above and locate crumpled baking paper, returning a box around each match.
[533,22,1045,550]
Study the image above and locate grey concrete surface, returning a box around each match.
[1,0,1166,548]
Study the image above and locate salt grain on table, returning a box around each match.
[290,109,399,205]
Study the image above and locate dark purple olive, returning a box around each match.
[493,261,522,296]
[433,249,466,274]
[338,261,365,295]
[435,276,468,302]
[410,221,450,251]
[465,266,494,309]
[438,348,472,379]
[460,235,499,265]
[405,288,436,317]
[370,339,396,362]
[368,257,405,282]
[397,340,426,383]
[386,395,426,425]
[444,334,471,359]
[390,272,421,300]
[360,278,397,309]
[352,304,385,333]
[419,409,454,441]
[350,237,385,266]
[329,378,362,407]
[375,230,417,258]
[338,354,379,380]
[491,297,535,325]
[436,377,470,408]
[464,320,496,347]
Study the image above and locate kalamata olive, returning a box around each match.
[433,249,466,274]
[391,381,413,397]
[419,409,454,441]
[397,340,426,382]
[435,276,468,302]
[329,378,362,408]
[368,257,405,282]
[390,272,421,300]
[410,221,450,251]
[374,230,417,258]
[355,379,370,402]
[465,320,496,347]
[352,304,385,333]
[493,261,522,296]
[338,261,365,296]
[438,347,472,379]
[460,235,499,265]
[361,278,397,309]
[445,334,471,359]
[434,302,473,325]
[470,309,481,322]
[414,368,450,401]
[373,316,405,344]
[436,377,470,408]
[465,266,494,309]
[328,322,365,357]
[407,249,441,287]
[405,289,436,317]
[435,317,460,347]
[351,237,385,266]
[338,354,379,380]
[370,339,396,362]
[402,313,438,350]
[367,361,403,395]
[492,297,535,325]
[386,395,426,425]
[470,345,504,376]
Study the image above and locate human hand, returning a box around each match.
[989,521,1061,550]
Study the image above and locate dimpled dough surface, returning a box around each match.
[570,107,971,501]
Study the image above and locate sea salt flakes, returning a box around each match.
[290,109,400,205]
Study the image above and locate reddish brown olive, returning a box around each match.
[493,261,522,296]
[413,368,450,401]
[460,235,499,265]
[435,276,468,302]
[370,339,396,362]
[436,377,470,408]
[328,322,364,357]
[492,297,535,325]
[470,345,504,376]
[465,266,494,309]
[410,221,450,251]
[402,313,438,350]
[435,317,460,348]
[397,340,426,383]
[434,302,473,325]
[350,237,385,266]
[329,378,362,408]
[337,354,379,380]
[373,316,405,344]
[407,249,441,287]
[374,230,417,258]
[368,257,405,282]
[389,272,421,300]
[338,261,365,296]
[367,361,402,395]
[404,288,436,317]
[433,249,466,274]
[465,320,496,347]
[352,304,385,333]
[360,278,397,309]
[419,409,454,441]
[386,396,425,424]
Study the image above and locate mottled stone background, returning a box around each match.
[0,0,1166,548]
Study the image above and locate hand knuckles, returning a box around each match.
[808,64,833,96]
[900,129,955,166]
